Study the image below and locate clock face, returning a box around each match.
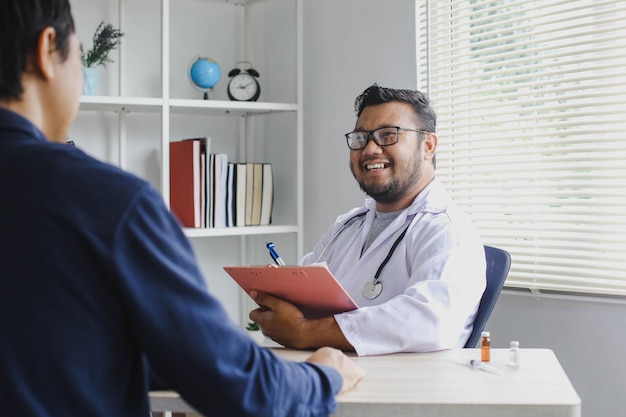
[227,72,260,101]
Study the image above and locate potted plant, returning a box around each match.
[80,21,124,95]
[246,322,265,344]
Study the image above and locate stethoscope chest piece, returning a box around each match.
[362,280,383,299]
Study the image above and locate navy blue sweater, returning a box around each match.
[0,108,341,417]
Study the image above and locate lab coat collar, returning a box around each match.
[362,176,450,220]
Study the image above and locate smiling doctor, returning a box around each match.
[250,84,486,356]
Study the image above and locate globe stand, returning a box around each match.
[201,88,215,100]
[194,87,212,100]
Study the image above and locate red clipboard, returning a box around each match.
[223,264,359,319]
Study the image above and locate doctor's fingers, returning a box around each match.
[248,307,266,325]
[249,290,288,311]
[250,305,310,349]
[249,291,309,325]
[249,295,305,323]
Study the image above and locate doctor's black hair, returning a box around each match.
[0,0,76,100]
[354,84,437,134]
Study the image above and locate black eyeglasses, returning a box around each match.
[344,126,429,150]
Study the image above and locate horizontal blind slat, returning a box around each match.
[421,0,626,296]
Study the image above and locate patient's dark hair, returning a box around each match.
[0,0,75,100]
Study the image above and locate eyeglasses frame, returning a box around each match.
[344,126,430,150]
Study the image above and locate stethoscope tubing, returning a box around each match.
[372,221,412,282]
[316,209,415,298]
[315,211,368,263]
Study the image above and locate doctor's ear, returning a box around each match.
[422,132,437,160]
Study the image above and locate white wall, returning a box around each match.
[489,290,626,417]
[303,1,626,417]
[302,0,417,252]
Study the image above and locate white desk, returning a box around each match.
[150,348,581,417]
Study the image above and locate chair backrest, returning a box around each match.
[464,245,512,348]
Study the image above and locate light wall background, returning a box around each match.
[302,1,626,417]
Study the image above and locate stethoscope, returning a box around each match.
[316,210,414,300]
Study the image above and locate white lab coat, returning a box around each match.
[301,178,486,356]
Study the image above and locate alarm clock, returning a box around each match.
[227,61,261,102]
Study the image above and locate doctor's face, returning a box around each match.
[349,101,436,211]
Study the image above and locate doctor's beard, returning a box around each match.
[350,153,424,205]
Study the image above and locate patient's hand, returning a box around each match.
[306,346,365,395]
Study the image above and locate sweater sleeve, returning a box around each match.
[110,184,342,417]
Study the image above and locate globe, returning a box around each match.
[188,56,221,99]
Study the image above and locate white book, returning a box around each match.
[245,162,255,226]
[250,163,263,226]
[214,153,228,228]
[259,163,274,226]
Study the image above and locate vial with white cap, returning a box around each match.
[508,341,520,367]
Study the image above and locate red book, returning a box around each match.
[169,139,202,228]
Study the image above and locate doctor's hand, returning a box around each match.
[248,290,309,349]
[249,291,355,352]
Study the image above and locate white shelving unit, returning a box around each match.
[72,0,303,325]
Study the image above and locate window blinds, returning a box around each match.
[417,0,626,296]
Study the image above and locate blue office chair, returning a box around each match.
[464,245,512,348]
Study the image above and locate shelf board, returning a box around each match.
[169,99,298,116]
[184,225,299,238]
[79,96,297,117]
[205,0,253,5]
[79,96,163,113]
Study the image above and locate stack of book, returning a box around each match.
[169,138,274,228]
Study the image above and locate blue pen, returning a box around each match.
[266,242,286,266]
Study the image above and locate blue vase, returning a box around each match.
[82,67,100,95]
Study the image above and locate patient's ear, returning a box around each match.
[30,26,58,80]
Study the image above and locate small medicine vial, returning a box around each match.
[481,331,491,362]
[508,341,520,367]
